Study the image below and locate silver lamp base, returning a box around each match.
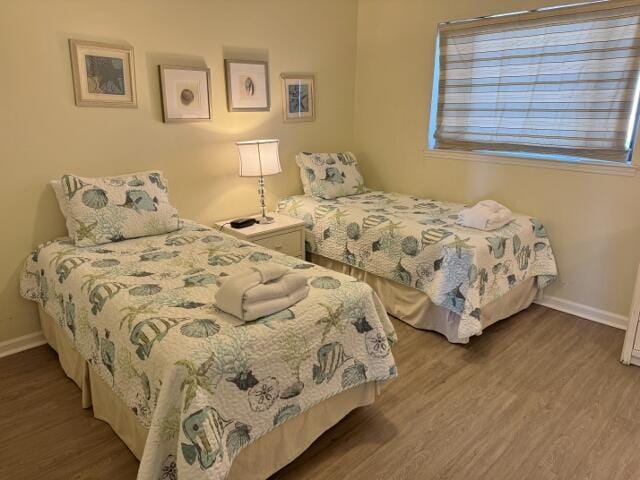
[256,175,274,225]
[258,215,274,224]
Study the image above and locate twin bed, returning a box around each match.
[21,221,397,480]
[20,161,557,479]
[277,190,557,344]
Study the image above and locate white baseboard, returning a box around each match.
[535,295,628,330]
[0,331,46,359]
[0,297,627,358]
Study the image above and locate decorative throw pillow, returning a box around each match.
[60,171,181,246]
[295,152,367,199]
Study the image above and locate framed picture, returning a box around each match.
[224,60,270,112]
[69,39,137,108]
[159,65,211,122]
[280,73,315,122]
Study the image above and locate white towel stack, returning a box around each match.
[215,264,309,322]
[457,200,513,231]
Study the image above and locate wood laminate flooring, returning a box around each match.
[2,305,640,479]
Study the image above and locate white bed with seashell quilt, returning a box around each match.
[22,171,397,480]
[277,190,558,344]
[21,223,397,480]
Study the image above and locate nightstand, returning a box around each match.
[214,212,306,259]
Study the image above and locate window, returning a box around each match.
[432,1,640,164]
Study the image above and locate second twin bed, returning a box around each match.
[278,152,558,343]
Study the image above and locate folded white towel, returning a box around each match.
[215,265,309,321]
[243,273,308,304]
[457,200,513,231]
[476,199,504,213]
[239,287,309,321]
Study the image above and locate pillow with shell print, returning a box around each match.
[60,171,181,247]
[295,152,367,200]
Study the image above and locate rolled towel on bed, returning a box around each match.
[457,200,513,231]
[215,264,309,321]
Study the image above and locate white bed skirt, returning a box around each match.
[308,253,539,343]
[38,305,380,480]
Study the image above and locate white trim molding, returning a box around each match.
[0,331,46,359]
[423,149,639,177]
[0,298,628,359]
[535,295,628,330]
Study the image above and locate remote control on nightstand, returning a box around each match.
[230,218,257,229]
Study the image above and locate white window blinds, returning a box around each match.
[434,1,640,163]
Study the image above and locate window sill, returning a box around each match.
[422,149,638,177]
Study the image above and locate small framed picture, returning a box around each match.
[224,60,270,112]
[159,65,211,122]
[69,39,137,108]
[280,73,315,122]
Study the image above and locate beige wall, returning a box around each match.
[354,0,640,319]
[3,0,637,346]
[0,0,358,343]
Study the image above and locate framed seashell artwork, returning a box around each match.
[159,65,212,122]
[68,39,137,108]
[280,73,315,122]
[224,59,270,112]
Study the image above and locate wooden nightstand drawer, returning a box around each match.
[254,230,303,257]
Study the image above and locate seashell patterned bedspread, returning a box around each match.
[277,191,558,341]
[20,221,397,480]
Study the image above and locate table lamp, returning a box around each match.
[236,139,282,224]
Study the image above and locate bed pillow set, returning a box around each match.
[52,171,180,246]
[295,151,367,199]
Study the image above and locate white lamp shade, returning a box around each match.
[236,139,282,177]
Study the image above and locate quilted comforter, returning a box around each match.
[277,192,558,340]
[20,221,397,480]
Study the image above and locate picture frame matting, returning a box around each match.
[280,73,316,122]
[69,39,137,108]
[159,65,212,123]
[224,59,271,112]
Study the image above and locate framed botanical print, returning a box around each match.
[280,73,315,122]
[224,60,270,112]
[69,39,137,108]
[159,65,211,122]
